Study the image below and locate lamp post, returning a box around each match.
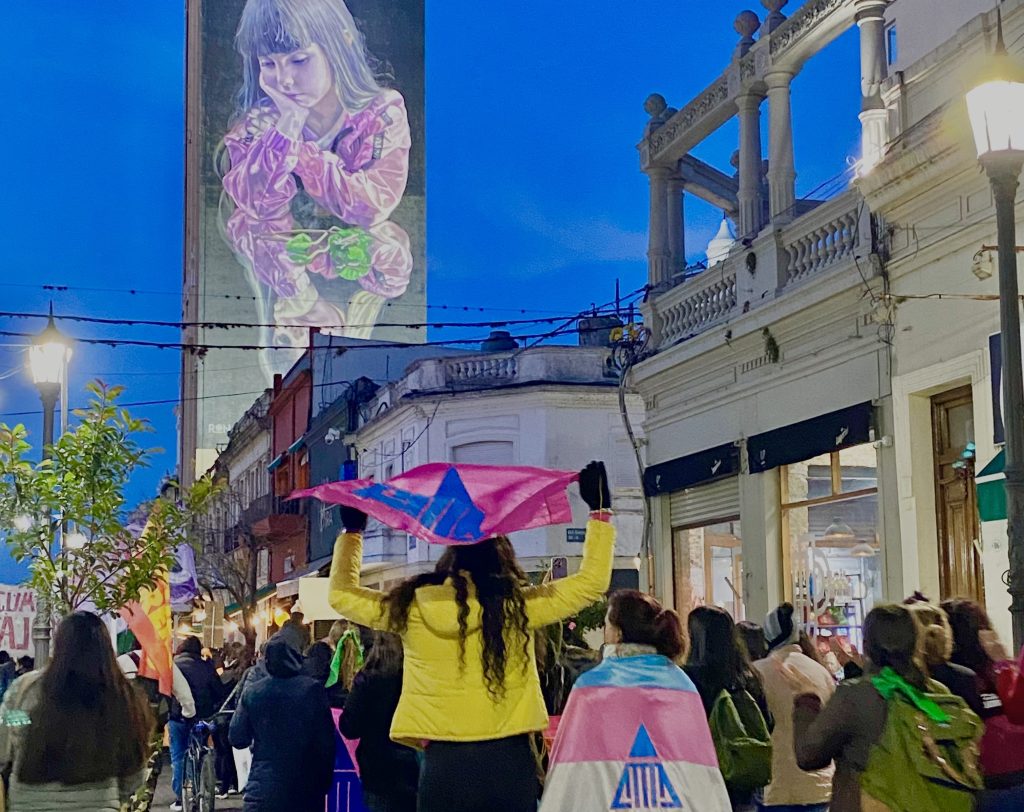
[26,305,71,663]
[966,13,1024,650]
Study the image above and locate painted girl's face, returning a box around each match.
[259,43,333,108]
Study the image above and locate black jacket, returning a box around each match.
[173,652,222,720]
[229,637,336,812]
[338,668,418,799]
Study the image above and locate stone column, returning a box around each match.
[667,179,686,277]
[856,0,890,172]
[646,166,672,288]
[736,92,766,239]
[766,70,797,224]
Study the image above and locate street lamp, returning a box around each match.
[27,305,72,458]
[26,305,71,664]
[966,12,1024,649]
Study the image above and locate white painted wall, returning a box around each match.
[885,0,992,73]
[352,386,644,579]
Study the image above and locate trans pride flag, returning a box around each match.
[540,652,731,812]
[292,463,579,545]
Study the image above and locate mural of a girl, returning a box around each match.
[220,0,413,377]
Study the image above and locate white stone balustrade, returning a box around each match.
[655,269,738,348]
[781,190,865,284]
[445,356,518,384]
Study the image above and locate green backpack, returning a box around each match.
[860,668,984,812]
[709,687,773,793]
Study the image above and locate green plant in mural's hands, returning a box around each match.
[285,233,315,265]
[327,227,373,281]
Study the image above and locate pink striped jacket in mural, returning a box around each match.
[540,649,731,811]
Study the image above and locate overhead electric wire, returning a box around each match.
[0,308,595,332]
[0,281,569,315]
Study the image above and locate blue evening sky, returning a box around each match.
[0,2,859,581]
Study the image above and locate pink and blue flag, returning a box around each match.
[291,463,579,545]
[540,653,731,811]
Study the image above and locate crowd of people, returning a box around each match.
[0,460,1022,811]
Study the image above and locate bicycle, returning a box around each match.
[181,719,218,812]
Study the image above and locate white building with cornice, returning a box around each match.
[633,0,1014,644]
[297,343,645,606]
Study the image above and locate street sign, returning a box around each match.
[566,528,586,543]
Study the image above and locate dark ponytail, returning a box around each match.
[608,589,688,661]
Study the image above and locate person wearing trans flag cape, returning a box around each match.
[541,590,731,812]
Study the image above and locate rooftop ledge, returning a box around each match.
[643,188,873,350]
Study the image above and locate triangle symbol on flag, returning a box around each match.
[629,724,658,758]
[611,726,683,809]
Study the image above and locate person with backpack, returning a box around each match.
[793,603,983,812]
[339,632,419,812]
[117,643,197,811]
[684,606,772,810]
[328,461,616,812]
[752,603,835,812]
[169,636,224,810]
[942,598,1024,811]
[540,590,731,811]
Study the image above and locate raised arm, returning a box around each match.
[525,517,615,630]
[327,506,390,630]
[525,462,615,630]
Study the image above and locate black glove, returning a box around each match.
[340,505,368,533]
[578,461,611,512]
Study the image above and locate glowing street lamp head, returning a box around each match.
[28,308,71,390]
[966,13,1024,164]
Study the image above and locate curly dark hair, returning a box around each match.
[381,536,530,699]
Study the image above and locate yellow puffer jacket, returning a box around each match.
[328,518,615,744]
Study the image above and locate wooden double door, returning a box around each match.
[931,386,985,603]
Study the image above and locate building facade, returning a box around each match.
[633,0,1020,645]
[297,345,646,599]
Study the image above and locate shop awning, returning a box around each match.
[643,442,740,497]
[287,437,306,455]
[224,584,277,617]
[978,450,1006,522]
[296,577,343,622]
[747,402,874,474]
[267,453,286,472]
[276,555,332,598]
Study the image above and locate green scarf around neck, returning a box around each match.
[871,666,949,723]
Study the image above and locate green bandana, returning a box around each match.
[871,666,949,723]
[326,629,365,688]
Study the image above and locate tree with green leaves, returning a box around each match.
[0,381,213,616]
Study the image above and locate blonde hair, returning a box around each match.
[905,602,953,667]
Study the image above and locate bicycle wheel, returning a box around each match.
[181,749,198,812]
[198,749,217,812]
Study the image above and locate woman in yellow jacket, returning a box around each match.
[329,461,615,812]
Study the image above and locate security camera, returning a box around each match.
[324,427,342,445]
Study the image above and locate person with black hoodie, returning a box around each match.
[339,632,418,812]
[169,636,223,809]
[229,635,336,812]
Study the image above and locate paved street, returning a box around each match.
[151,754,244,811]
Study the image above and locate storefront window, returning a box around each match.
[782,445,880,658]
[672,519,744,621]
